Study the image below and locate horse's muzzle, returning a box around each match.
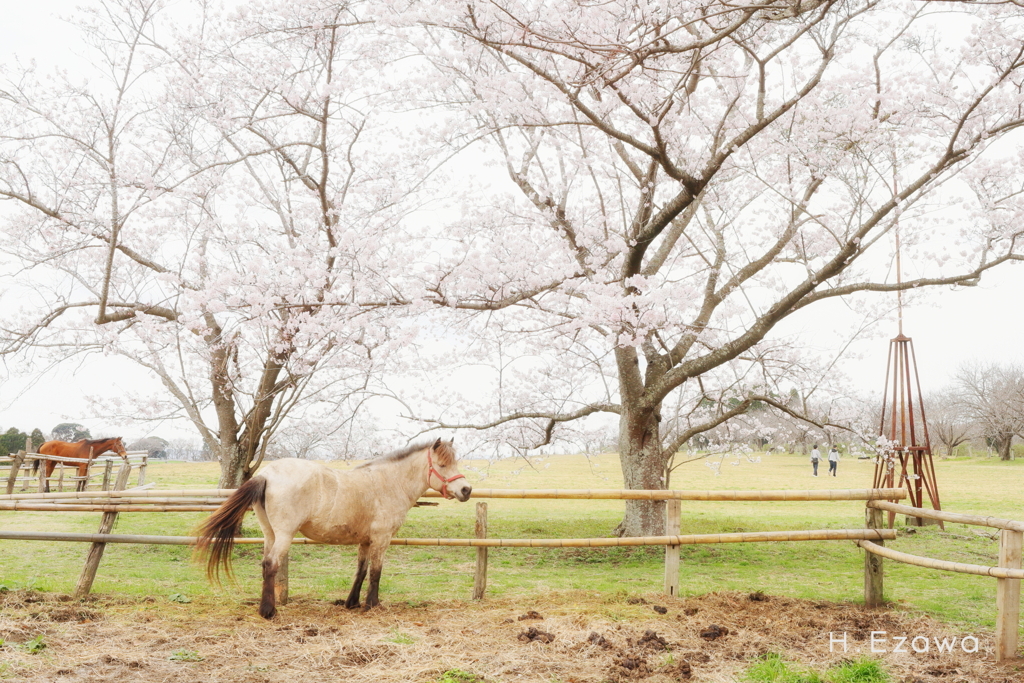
[452,484,472,502]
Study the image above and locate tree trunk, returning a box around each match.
[995,433,1014,461]
[217,443,247,488]
[614,407,667,537]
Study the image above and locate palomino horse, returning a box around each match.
[196,438,471,619]
[32,438,129,492]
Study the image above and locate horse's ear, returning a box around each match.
[432,438,442,450]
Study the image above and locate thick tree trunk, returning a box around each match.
[217,443,247,489]
[994,433,1014,461]
[614,407,668,537]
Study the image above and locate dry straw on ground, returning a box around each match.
[1,589,1021,682]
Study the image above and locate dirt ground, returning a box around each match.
[1,589,1021,683]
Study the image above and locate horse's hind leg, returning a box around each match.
[259,535,293,620]
[344,543,370,609]
[362,541,390,611]
[253,502,291,620]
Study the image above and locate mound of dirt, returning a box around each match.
[0,589,1019,682]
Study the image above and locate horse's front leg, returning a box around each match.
[362,541,390,611]
[344,543,370,609]
[76,465,88,492]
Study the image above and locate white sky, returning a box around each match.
[1,2,1023,443]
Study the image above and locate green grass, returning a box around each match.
[742,653,890,683]
[1,453,1022,636]
[434,670,486,683]
[743,653,824,682]
[825,658,890,683]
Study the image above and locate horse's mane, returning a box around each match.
[432,440,455,466]
[82,437,121,445]
[357,440,455,468]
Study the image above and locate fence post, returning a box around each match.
[74,463,132,598]
[865,506,885,607]
[102,459,114,491]
[664,499,681,596]
[137,454,148,487]
[473,502,488,600]
[37,458,46,493]
[996,529,1022,662]
[5,451,25,495]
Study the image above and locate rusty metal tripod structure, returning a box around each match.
[871,204,943,528]
[872,333,943,528]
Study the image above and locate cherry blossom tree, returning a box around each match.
[0,0,437,486]
[4,0,1024,534]
[399,0,1024,534]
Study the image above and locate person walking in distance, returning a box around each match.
[828,446,840,477]
[810,445,821,476]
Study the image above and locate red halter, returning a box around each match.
[427,449,465,499]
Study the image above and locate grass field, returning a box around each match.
[0,451,1021,635]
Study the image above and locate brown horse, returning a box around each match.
[195,438,471,619]
[32,437,129,492]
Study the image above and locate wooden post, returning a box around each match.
[56,463,65,492]
[137,454,148,487]
[74,463,132,598]
[5,451,24,495]
[996,529,1022,662]
[37,458,46,493]
[664,499,681,596]
[101,459,113,491]
[865,506,885,607]
[473,502,488,600]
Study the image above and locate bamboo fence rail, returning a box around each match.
[0,489,221,501]
[0,527,896,548]
[420,488,909,501]
[389,529,898,547]
[857,539,1024,580]
[0,487,908,502]
[866,500,1024,532]
[0,503,221,512]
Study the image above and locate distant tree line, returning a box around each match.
[1,422,96,455]
[0,427,45,456]
[927,363,1024,461]
[676,363,1024,463]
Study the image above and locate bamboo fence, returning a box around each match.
[2,450,149,494]
[2,482,1021,661]
[858,505,1023,662]
[0,486,903,598]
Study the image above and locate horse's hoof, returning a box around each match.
[345,602,361,610]
[258,604,277,619]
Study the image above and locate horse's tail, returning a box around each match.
[31,458,39,474]
[194,477,267,584]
